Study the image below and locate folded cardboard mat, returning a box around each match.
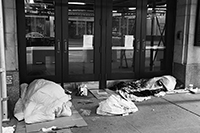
[26,106,87,133]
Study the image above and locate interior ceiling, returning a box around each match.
[25,0,167,14]
[31,0,167,6]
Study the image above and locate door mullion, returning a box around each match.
[105,0,112,79]
[55,0,62,83]
[139,0,148,77]
[94,0,101,80]
[134,0,143,78]
[99,0,108,89]
[62,0,69,85]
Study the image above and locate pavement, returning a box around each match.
[3,90,200,133]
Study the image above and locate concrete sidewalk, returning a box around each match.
[5,92,200,133]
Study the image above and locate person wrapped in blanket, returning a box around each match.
[109,75,177,102]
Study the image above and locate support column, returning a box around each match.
[173,0,200,87]
[0,0,9,130]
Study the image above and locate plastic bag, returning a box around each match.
[96,94,138,116]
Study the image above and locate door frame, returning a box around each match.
[16,0,103,84]
[16,0,63,84]
[62,0,102,83]
[16,0,176,87]
[104,0,143,81]
[102,0,176,85]
[139,0,176,78]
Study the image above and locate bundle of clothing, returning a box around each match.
[97,75,178,116]
[96,94,139,116]
[14,79,72,124]
[109,75,177,102]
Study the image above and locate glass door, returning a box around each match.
[17,0,62,83]
[62,0,101,82]
[17,0,175,86]
[144,0,167,72]
[140,0,175,77]
[105,0,175,82]
[105,0,141,81]
[17,0,102,84]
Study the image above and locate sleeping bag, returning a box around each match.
[14,79,72,124]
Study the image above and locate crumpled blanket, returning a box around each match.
[96,94,138,116]
[110,75,177,101]
[2,126,15,133]
[14,79,72,124]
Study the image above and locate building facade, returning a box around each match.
[1,0,200,117]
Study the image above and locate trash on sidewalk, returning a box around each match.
[188,84,194,90]
[40,125,78,132]
[76,84,88,96]
[88,89,109,99]
[41,126,57,132]
[77,100,93,105]
[2,125,15,133]
[189,87,200,94]
[188,85,200,94]
[181,83,200,94]
[80,109,91,116]
[154,91,166,97]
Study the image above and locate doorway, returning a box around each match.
[16,0,176,88]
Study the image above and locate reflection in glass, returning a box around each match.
[25,1,55,76]
[112,1,136,73]
[68,0,94,74]
[145,0,166,71]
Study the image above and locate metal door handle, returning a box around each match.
[64,40,67,53]
[35,61,43,65]
[57,40,60,53]
[142,39,146,51]
[136,40,140,52]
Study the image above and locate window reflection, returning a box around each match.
[25,1,56,76]
[68,0,94,74]
[112,1,136,72]
[145,0,166,71]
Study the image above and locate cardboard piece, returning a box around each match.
[26,107,87,133]
[88,89,110,100]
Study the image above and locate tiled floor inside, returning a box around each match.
[3,86,200,133]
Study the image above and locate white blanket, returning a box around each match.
[14,79,72,124]
[97,94,138,116]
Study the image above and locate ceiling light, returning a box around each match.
[128,7,136,10]
[68,2,85,5]
[148,8,153,11]
[29,0,34,4]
